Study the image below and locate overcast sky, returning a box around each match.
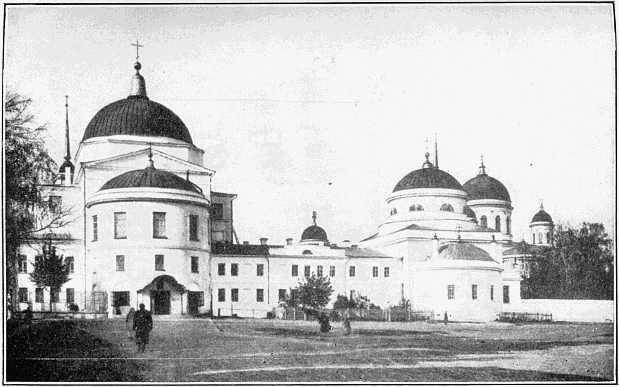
[4,4,615,245]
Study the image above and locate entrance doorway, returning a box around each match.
[152,291,171,315]
[187,291,204,315]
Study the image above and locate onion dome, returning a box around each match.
[393,153,463,192]
[531,202,553,224]
[463,158,511,202]
[300,211,329,244]
[438,243,495,262]
[82,61,193,145]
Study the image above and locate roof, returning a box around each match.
[301,225,329,244]
[463,174,511,202]
[82,95,193,144]
[345,247,395,258]
[393,167,463,192]
[503,242,544,256]
[100,166,201,193]
[212,242,270,256]
[531,209,553,223]
[438,243,495,262]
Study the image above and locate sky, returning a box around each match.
[4,4,616,245]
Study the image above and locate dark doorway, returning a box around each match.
[152,291,170,315]
[112,291,130,315]
[188,291,204,315]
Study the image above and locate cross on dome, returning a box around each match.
[131,39,144,62]
[312,211,317,225]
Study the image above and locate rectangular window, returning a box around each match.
[490,285,495,301]
[503,285,510,304]
[65,256,74,274]
[114,212,127,239]
[218,263,225,276]
[35,288,44,303]
[256,289,264,302]
[191,256,199,273]
[153,212,166,238]
[304,265,311,278]
[231,263,239,276]
[116,255,125,271]
[66,288,75,304]
[231,288,239,302]
[218,288,225,302]
[291,265,298,277]
[448,285,455,300]
[317,265,323,277]
[189,214,199,241]
[472,284,478,300]
[278,289,287,302]
[18,255,27,273]
[257,264,264,277]
[49,195,62,213]
[384,267,390,277]
[349,266,356,277]
[51,289,60,303]
[92,215,98,241]
[211,203,224,221]
[329,266,335,277]
[19,288,28,303]
[155,255,165,271]
[373,267,379,277]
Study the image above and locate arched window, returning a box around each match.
[546,232,551,245]
[416,205,424,211]
[532,233,536,244]
[538,233,542,244]
[409,205,416,212]
[302,250,313,255]
[390,208,397,215]
[440,203,454,212]
[506,216,511,235]
[480,215,487,228]
[495,216,501,232]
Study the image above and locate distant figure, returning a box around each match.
[23,305,33,325]
[133,303,153,353]
[318,312,331,333]
[444,311,448,325]
[343,318,352,336]
[126,307,136,341]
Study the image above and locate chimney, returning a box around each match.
[286,238,293,245]
[243,241,249,245]
[260,238,268,246]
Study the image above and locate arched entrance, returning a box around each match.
[138,275,186,315]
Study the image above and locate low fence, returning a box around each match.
[508,299,614,323]
[276,307,434,322]
[17,291,108,313]
[499,312,552,322]
[214,307,273,319]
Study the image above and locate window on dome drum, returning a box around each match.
[440,203,454,212]
[409,205,416,212]
[49,195,62,213]
[373,267,378,277]
[218,288,225,302]
[257,264,264,277]
[155,255,165,271]
[546,232,551,244]
[506,216,511,235]
[211,203,224,221]
[480,215,487,228]
[231,263,238,276]
[256,289,264,302]
[153,212,166,238]
[330,266,335,277]
[66,288,75,304]
[65,256,74,274]
[490,285,494,301]
[317,265,323,277]
[291,265,298,277]
[116,255,125,271]
[503,285,510,303]
[472,284,478,300]
[231,288,239,302]
[279,289,287,302]
[416,205,424,211]
[18,255,27,273]
[114,212,127,239]
[384,267,390,277]
[538,233,543,244]
[495,216,501,232]
[390,208,397,215]
[447,285,455,300]
[302,250,313,255]
[191,256,199,273]
[35,288,44,303]
[532,233,536,244]
[218,263,225,276]
[304,265,311,278]
[349,266,356,277]
[92,215,98,241]
[19,288,28,303]
[189,214,199,241]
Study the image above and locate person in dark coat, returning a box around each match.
[133,303,153,353]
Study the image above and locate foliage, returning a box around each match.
[332,293,380,309]
[30,240,71,311]
[290,274,334,311]
[521,223,614,300]
[394,297,411,309]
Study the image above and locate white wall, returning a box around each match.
[505,299,614,323]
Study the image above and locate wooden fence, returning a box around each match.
[277,307,434,322]
[499,312,553,322]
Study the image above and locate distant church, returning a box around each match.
[15,52,554,321]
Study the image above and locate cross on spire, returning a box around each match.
[424,136,431,153]
[131,39,144,61]
[312,211,317,226]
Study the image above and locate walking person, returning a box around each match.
[126,307,136,341]
[133,303,153,353]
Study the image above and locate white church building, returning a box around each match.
[15,56,556,322]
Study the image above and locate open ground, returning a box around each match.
[6,317,615,383]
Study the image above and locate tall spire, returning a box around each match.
[540,200,544,211]
[64,95,71,161]
[479,155,487,175]
[434,133,439,169]
[147,143,155,169]
[130,40,147,97]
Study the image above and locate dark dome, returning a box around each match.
[301,225,329,243]
[438,243,495,262]
[393,168,463,192]
[100,166,200,193]
[463,174,511,202]
[82,96,193,144]
[531,209,553,224]
[464,205,477,220]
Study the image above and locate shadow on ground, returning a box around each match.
[6,320,145,382]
